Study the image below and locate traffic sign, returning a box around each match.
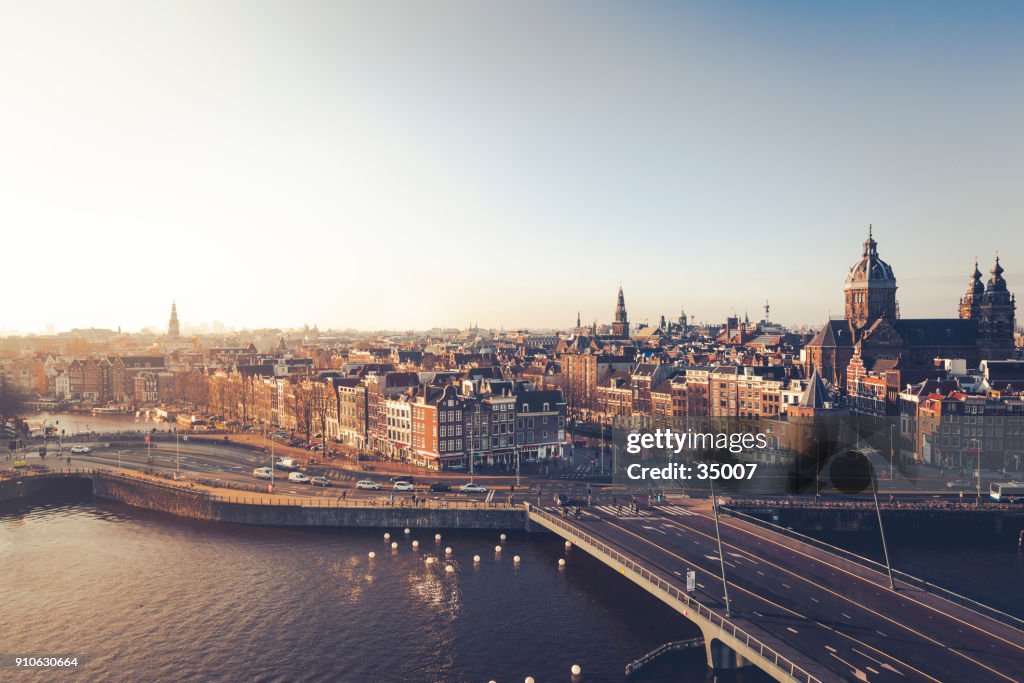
[686,569,696,592]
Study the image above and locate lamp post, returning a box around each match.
[175,428,180,478]
[708,475,733,617]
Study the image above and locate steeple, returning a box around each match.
[167,301,180,338]
[612,285,629,338]
[959,257,984,320]
[576,311,581,329]
[978,252,1015,359]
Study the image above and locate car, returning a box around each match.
[460,482,488,494]
[356,480,380,490]
[253,467,273,480]
[310,476,331,487]
[390,475,415,484]
[309,444,324,452]
[946,480,972,490]
[429,482,452,492]
[288,472,310,484]
[70,446,91,454]
[446,464,466,471]
[393,481,415,492]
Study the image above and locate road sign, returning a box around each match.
[686,569,696,592]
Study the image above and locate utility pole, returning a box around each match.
[873,484,896,590]
[176,428,180,478]
[709,476,733,617]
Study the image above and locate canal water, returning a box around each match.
[0,498,728,683]
[26,411,172,436]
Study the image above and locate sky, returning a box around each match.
[1,1,1021,334]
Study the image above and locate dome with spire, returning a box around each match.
[844,225,896,287]
[959,258,985,320]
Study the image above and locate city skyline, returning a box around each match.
[2,1,1022,332]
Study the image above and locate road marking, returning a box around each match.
[825,645,837,653]
[841,613,852,620]
[782,583,791,589]
[650,513,1022,680]
[713,512,1024,655]
[881,662,905,676]
[787,627,799,634]
[810,597,820,603]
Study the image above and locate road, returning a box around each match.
[552,499,1024,683]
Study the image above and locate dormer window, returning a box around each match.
[523,403,529,412]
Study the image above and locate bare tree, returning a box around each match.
[291,380,314,444]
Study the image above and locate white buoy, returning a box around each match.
[473,555,481,563]
[514,555,521,564]
[495,545,502,553]
[384,532,391,540]
[404,528,410,534]
[526,677,535,683]
[435,533,442,541]
[558,558,566,567]
[391,542,398,550]
[500,533,507,541]
[425,557,434,565]
[412,540,419,548]
[445,564,455,573]
[571,664,582,675]
[445,546,453,555]
[368,551,376,559]
[565,541,571,549]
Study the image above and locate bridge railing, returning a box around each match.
[722,506,1024,632]
[526,504,821,683]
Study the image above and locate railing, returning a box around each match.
[525,504,821,683]
[722,506,1024,632]
[1,468,523,512]
[625,637,704,676]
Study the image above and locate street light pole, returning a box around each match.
[709,476,733,617]
[176,428,180,478]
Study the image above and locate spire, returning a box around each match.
[167,300,180,338]
[799,370,830,410]
[576,311,581,329]
[862,223,877,257]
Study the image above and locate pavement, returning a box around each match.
[549,498,1024,683]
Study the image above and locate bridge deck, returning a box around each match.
[530,502,1024,683]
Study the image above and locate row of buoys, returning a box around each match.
[516,666,580,681]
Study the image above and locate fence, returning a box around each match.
[525,504,821,683]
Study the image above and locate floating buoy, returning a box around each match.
[495,545,502,553]
[445,564,455,573]
[571,664,582,675]
[500,533,507,541]
[391,542,398,550]
[404,528,410,535]
[435,533,442,541]
[368,551,375,559]
[473,555,481,563]
[558,558,566,567]
[565,541,571,549]
[384,533,391,540]
[525,677,535,683]
[513,555,521,564]
[412,540,419,548]
[445,546,453,555]
[425,557,434,565]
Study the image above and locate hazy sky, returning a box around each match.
[1,1,1021,334]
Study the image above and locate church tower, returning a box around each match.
[167,301,180,338]
[612,285,629,338]
[844,226,898,330]
[959,258,984,320]
[977,255,1016,359]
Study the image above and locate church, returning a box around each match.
[803,228,1016,388]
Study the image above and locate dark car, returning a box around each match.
[310,476,331,487]
[390,475,415,484]
[555,493,584,507]
[429,482,451,492]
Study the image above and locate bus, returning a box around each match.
[989,481,1024,503]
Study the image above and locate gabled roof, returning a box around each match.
[807,320,855,349]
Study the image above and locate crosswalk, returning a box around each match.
[557,465,593,480]
[582,504,697,519]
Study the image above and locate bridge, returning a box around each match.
[525,501,1024,683]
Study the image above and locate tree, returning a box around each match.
[0,378,27,426]
[291,380,314,444]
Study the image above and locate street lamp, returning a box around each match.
[708,475,733,617]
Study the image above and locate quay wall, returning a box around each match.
[2,472,524,530]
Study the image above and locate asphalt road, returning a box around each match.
[554,500,1024,683]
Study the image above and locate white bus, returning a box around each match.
[989,481,1024,502]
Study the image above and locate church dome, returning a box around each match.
[845,226,896,290]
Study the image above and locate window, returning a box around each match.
[543,402,549,411]
[523,403,530,412]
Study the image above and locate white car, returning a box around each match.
[253,467,273,480]
[70,446,91,454]
[288,472,310,484]
[393,481,415,492]
[356,480,380,490]
[460,482,488,494]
